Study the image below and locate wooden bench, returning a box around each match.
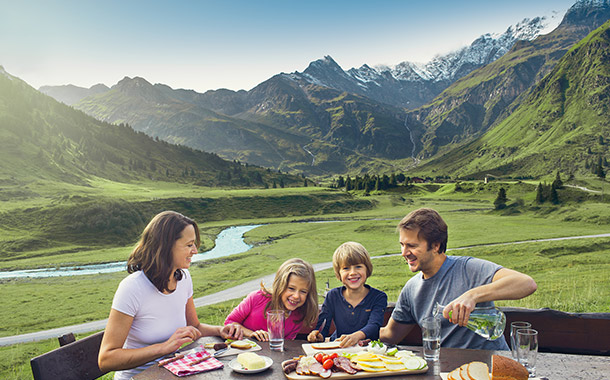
[30,331,108,380]
[298,303,610,356]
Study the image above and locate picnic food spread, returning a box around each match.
[282,341,428,379]
[446,355,528,380]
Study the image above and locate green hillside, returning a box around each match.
[0,69,299,190]
[408,7,610,160]
[417,19,610,178]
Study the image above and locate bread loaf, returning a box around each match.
[491,355,529,380]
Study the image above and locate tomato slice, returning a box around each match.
[314,353,324,363]
[323,358,334,370]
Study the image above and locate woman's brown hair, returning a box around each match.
[127,211,200,293]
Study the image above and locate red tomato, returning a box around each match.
[329,353,338,360]
[314,353,324,363]
[322,358,334,370]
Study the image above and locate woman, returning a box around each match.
[98,211,242,379]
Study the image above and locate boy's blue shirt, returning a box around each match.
[316,284,387,340]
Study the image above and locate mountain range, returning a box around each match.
[33,0,610,179]
[0,67,301,195]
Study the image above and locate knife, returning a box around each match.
[213,347,230,357]
[317,319,327,342]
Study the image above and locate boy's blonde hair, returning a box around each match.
[332,242,373,279]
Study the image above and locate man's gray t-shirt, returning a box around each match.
[392,255,509,350]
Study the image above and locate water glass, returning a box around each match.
[516,328,538,377]
[266,309,285,351]
[510,321,531,359]
[421,316,441,361]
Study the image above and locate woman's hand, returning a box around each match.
[250,329,269,342]
[165,326,202,353]
[307,330,323,343]
[219,323,244,340]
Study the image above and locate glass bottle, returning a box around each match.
[434,302,506,340]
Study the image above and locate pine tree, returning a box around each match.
[552,171,563,189]
[494,187,508,210]
[535,183,544,204]
[597,157,606,178]
[550,184,560,204]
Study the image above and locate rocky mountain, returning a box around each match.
[418,17,610,178]
[36,0,610,179]
[408,0,610,160]
[70,73,411,176]
[283,17,549,109]
[39,83,110,105]
[0,66,298,192]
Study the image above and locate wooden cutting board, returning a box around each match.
[440,373,541,380]
[214,343,261,358]
[284,365,428,379]
[302,343,366,356]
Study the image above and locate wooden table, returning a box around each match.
[132,337,610,380]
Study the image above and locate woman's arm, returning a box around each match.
[185,297,243,340]
[98,309,200,372]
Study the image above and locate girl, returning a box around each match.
[98,211,242,380]
[307,242,387,347]
[224,258,318,341]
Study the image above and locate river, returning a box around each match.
[0,224,262,279]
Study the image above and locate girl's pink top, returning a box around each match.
[224,290,304,339]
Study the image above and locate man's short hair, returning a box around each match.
[397,208,448,253]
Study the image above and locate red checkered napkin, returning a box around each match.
[163,349,224,376]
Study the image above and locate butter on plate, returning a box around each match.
[237,352,266,370]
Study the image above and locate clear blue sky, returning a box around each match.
[1,0,576,93]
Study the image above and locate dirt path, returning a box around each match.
[2,232,610,347]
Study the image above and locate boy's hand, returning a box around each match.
[336,331,365,348]
[307,330,324,342]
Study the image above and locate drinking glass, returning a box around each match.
[421,316,441,361]
[516,328,538,377]
[266,309,285,352]
[510,321,531,359]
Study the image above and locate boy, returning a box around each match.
[307,242,387,347]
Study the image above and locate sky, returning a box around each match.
[1,0,577,93]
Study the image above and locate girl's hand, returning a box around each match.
[307,330,323,343]
[165,326,202,353]
[250,329,269,342]
[220,323,243,340]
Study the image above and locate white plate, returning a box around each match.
[229,356,273,374]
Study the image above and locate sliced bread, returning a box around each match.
[467,361,491,380]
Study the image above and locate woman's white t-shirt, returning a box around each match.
[111,269,193,380]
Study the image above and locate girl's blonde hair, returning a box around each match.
[261,258,318,328]
[332,241,373,279]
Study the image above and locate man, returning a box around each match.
[380,208,537,350]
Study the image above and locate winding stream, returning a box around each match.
[0,225,262,279]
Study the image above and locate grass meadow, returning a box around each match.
[1,179,609,379]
